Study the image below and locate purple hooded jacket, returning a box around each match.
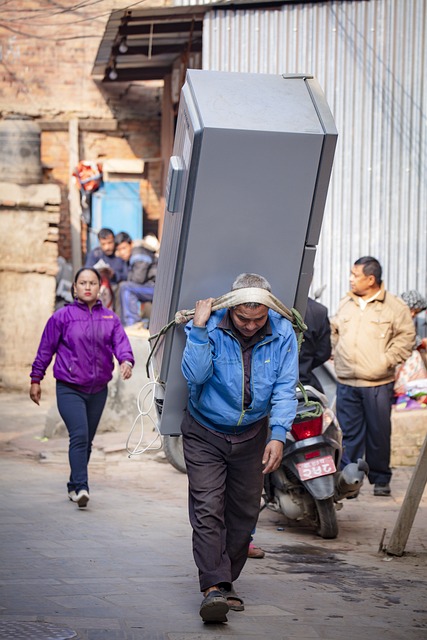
[30,299,135,394]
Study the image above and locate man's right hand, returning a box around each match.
[193,298,215,327]
[99,266,114,279]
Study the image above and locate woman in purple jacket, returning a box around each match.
[30,267,135,508]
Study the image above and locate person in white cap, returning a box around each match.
[115,232,160,327]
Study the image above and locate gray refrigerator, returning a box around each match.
[149,70,337,435]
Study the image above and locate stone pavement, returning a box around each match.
[0,390,426,640]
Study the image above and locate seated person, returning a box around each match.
[115,232,160,327]
[115,231,133,267]
[401,290,427,367]
[401,290,427,350]
[85,227,127,285]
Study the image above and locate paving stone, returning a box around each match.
[0,391,426,639]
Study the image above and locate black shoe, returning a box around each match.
[374,483,391,496]
[199,590,229,623]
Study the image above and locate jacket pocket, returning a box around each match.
[369,319,392,341]
[356,352,391,381]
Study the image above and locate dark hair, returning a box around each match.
[115,231,132,245]
[98,227,114,240]
[354,256,382,286]
[73,267,101,285]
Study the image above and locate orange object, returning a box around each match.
[73,161,103,193]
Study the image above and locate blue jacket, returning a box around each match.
[31,300,134,394]
[181,309,298,443]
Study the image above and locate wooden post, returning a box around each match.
[69,118,82,272]
[386,433,427,556]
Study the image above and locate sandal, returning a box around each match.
[220,586,245,611]
[199,590,229,623]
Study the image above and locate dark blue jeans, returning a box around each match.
[336,382,394,485]
[119,281,154,326]
[56,382,108,493]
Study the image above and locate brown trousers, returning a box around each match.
[181,410,267,592]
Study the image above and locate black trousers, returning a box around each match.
[336,382,394,485]
[181,411,268,592]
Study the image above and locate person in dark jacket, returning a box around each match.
[85,228,127,285]
[116,233,160,327]
[299,296,332,393]
[30,267,134,508]
[249,296,331,561]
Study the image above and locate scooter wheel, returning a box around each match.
[163,435,187,474]
[314,497,338,539]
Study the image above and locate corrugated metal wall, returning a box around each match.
[181,0,427,316]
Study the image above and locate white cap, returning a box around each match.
[140,234,160,253]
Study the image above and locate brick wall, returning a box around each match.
[0,183,61,390]
[0,1,165,260]
[41,131,73,260]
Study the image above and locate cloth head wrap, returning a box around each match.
[401,290,427,312]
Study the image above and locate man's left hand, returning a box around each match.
[262,440,284,474]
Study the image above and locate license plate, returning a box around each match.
[295,455,336,481]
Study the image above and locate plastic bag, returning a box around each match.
[394,350,427,396]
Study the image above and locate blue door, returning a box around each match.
[89,182,143,250]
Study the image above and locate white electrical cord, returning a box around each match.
[126,378,165,457]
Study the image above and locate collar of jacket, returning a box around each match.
[347,282,386,304]
[73,298,103,311]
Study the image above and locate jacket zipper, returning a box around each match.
[223,329,275,428]
[222,330,245,430]
[89,306,96,393]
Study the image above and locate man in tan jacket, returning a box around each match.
[331,256,415,497]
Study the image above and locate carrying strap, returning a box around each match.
[147,288,306,374]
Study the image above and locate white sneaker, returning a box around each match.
[68,491,77,501]
[74,489,90,508]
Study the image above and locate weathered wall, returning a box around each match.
[0,0,166,261]
[40,122,163,260]
[0,0,165,117]
[0,1,166,392]
[0,183,61,390]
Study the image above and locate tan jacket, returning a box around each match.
[331,285,415,387]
